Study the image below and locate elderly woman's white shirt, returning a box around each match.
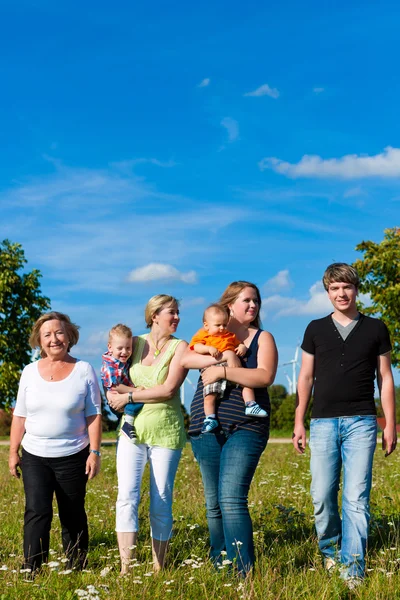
[14,360,101,458]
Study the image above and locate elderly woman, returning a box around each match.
[182,281,278,575]
[8,311,102,573]
[107,294,188,574]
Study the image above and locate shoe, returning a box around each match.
[345,577,363,590]
[121,420,137,441]
[245,402,268,418]
[324,558,336,573]
[201,417,219,434]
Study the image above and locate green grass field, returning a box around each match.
[1,442,400,599]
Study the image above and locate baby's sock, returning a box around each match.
[125,415,134,425]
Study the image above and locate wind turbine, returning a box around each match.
[279,344,300,395]
[181,375,196,406]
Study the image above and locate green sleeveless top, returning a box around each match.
[129,334,187,449]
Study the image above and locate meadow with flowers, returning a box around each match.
[1,442,400,599]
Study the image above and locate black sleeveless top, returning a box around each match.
[189,329,270,436]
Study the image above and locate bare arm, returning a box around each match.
[193,343,223,359]
[292,351,315,454]
[377,352,397,457]
[108,341,188,412]
[181,345,221,369]
[9,415,26,478]
[202,331,278,388]
[85,414,102,479]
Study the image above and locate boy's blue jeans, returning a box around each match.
[124,402,144,417]
[309,416,377,579]
[190,428,268,574]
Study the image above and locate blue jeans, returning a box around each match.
[190,429,268,574]
[310,416,377,579]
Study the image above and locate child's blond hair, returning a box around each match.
[108,323,133,342]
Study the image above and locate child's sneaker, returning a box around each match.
[121,419,137,441]
[201,417,219,434]
[245,402,268,418]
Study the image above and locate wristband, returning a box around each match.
[90,449,101,457]
[128,391,134,404]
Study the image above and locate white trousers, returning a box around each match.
[116,435,182,541]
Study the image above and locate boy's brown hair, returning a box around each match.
[322,263,360,291]
[203,303,229,323]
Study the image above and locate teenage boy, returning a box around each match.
[292,263,396,588]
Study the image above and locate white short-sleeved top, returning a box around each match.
[14,360,102,458]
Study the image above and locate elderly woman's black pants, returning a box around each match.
[21,446,89,571]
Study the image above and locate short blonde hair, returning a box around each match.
[144,295,179,328]
[322,263,360,291]
[29,311,80,357]
[219,281,262,328]
[203,303,229,323]
[108,323,132,342]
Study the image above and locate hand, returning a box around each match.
[85,453,101,480]
[235,344,247,358]
[208,347,223,360]
[292,424,307,454]
[9,451,21,479]
[202,366,223,386]
[107,390,128,412]
[382,424,397,457]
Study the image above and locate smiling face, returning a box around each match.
[229,286,260,325]
[39,319,69,360]
[108,335,132,362]
[203,309,229,336]
[152,302,180,335]
[327,281,358,314]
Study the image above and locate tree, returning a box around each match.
[0,240,50,409]
[353,227,400,368]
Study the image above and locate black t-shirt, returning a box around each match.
[301,313,391,418]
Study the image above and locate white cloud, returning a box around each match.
[343,186,365,198]
[263,281,332,317]
[259,146,400,179]
[263,270,292,293]
[197,78,210,88]
[313,87,325,94]
[113,158,177,170]
[244,84,279,99]
[221,117,239,142]
[127,263,197,284]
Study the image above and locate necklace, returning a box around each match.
[48,360,67,381]
[149,334,171,359]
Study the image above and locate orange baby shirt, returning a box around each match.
[189,329,242,353]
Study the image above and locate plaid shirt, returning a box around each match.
[101,352,132,390]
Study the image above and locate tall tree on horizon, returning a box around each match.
[0,240,50,409]
[353,227,400,368]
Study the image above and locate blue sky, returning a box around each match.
[1,0,399,406]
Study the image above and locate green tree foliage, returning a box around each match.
[269,385,313,431]
[0,240,50,410]
[353,227,400,367]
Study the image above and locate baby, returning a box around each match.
[190,303,267,433]
[101,324,143,441]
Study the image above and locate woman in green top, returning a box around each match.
[108,295,188,574]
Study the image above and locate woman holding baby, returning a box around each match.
[182,281,278,575]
